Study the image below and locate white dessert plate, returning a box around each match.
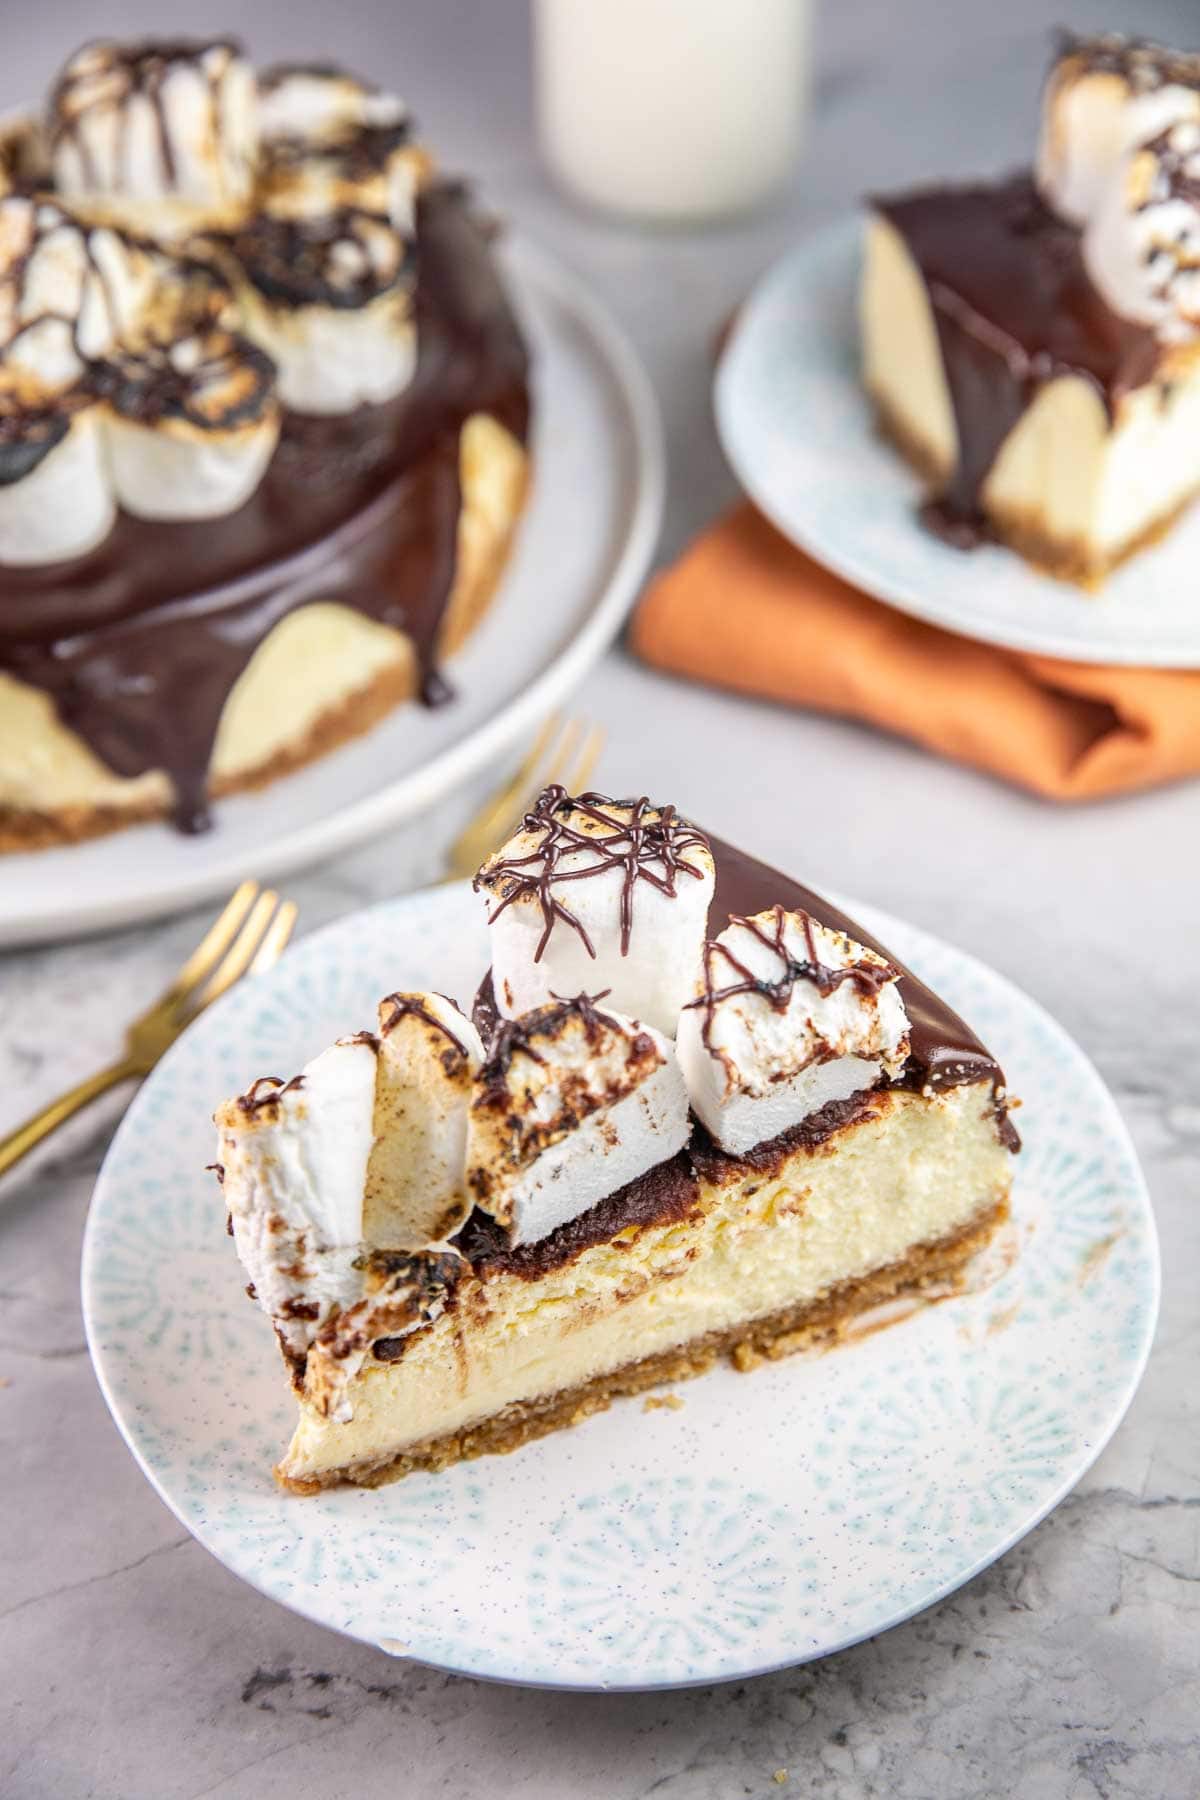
[83,881,1158,1692]
[0,236,663,948]
[716,214,1200,668]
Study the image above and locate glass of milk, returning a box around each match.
[533,0,811,224]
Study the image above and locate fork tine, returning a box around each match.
[164,879,260,1005]
[464,709,566,846]
[563,724,605,796]
[535,715,584,790]
[248,899,298,977]
[193,889,282,1011]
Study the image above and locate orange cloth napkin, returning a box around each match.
[631,504,1200,801]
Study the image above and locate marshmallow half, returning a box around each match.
[215,1036,382,1358]
[1036,34,1200,227]
[1084,118,1200,340]
[215,994,481,1388]
[363,991,484,1247]
[466,996,691,1247]
[476,789,715,1038]
[676,907,911,1157]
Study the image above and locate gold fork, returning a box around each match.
[0,881,297,1180]
[444,711,606,883]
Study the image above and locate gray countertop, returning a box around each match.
[2,3,1198,1795]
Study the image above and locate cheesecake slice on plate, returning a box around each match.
[862,32,1200,584]
[214,789,1018,1492]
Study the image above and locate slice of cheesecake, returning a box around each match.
[215,790,1018,1492]
[862,34,1200,584]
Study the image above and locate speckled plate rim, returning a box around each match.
[0,234,664,949]
[82,884,1160,1692]
[716,212,1200,668]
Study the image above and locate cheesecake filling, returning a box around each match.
[282,1081,1012,1484]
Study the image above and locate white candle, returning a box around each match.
[534,0,810,224]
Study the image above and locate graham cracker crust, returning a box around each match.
[869,388,1199,588]
[278,1193,1010,1494]
[0,457,530,855]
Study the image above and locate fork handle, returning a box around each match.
[0,1054,141,1180]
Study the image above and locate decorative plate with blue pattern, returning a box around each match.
[716,215,1200,668]
[83,883,1158,1690]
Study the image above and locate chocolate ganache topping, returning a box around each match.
[874,175,1161,543]
[0,181,530,832]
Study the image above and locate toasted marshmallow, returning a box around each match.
[230,210,415,413]
[303,1244,464,1419]
[0,115,49,197]
[676,907,911,1157]
[214,1036,381,1358]
[1084,118,1200,340]
[1037,33,1200,227]
[259,63,409,147]
[48,37,258,239]
[0,196,156,390]
[257,64,418,229]
[476,787,715,1039]
[102,326,279,520]
[363,992,484,1248]
[466,994,691,1247]
[0,385,114,563]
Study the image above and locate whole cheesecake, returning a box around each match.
[862,32,1200,584]
[213,788,1019,1493]
[0,40,531,847]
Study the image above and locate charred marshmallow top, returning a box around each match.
[475,786,715,1038]
[49,38,258,235]
[1036,33,1200,228]
[675,907,911,1156]
[465,994,690,1247]
[1035,34,1200,343]
[1084,117,1200,341]
[0,36,425,566]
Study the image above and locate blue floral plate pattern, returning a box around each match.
[83,884,1158,1690]
[715,215,1200,668]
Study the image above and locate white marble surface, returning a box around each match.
[2,2,1199,1796]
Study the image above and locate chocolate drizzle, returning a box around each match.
[236,1072,303,1113]
[476,787,711,961]
[707,834,1008,1100]
[684,903,896,1052]
[379,992,469,1056]
[48,37,245,195]
[221,208,413,309]
[0,181,530,833]
[476,990,621,1108]
[874,175,1162,542]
